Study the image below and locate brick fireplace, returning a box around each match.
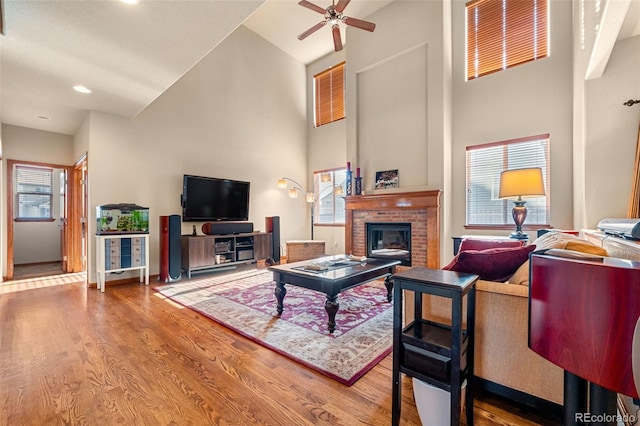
[344,190,441,269]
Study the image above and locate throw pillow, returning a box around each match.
[458,238,524,253]
[508,261,531,286]
[564,241,608,256]
[507,235,609,286]
[443,245,537,282]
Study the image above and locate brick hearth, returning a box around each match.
[344,191,441,269]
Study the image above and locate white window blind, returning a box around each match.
[466,0,549,80]
[466,134,550,226]
[16,165,53,220]
[313,168,347,225]
[314,62,345,127]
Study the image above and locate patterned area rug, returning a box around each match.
[154,269,393,385]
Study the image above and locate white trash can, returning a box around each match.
[412,378,467,425]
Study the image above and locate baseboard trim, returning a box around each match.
[475,377,563,418]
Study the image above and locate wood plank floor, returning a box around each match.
[0,275,560,425]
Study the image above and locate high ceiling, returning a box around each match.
[0,0,638,136]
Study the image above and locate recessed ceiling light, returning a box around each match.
[35,115,50,120]
[120,0,140,4]
[73,85,92,94]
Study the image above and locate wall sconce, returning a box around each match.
[499,167,546,240]
[277,176,316,239]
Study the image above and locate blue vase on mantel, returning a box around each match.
[346,170,353,196]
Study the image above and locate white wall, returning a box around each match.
[347,0,450,193]
[583,34,640,226]
[1,125,75,269]
[85,26,307,282]
[307,50,347,255]
[345,0,452,263]
[451,0,574,241]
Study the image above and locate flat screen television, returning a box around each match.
[181,175,250,222]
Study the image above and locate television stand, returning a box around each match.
[181,232,272,278]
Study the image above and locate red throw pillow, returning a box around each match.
[443,245,537,282]
[458,238,524,252]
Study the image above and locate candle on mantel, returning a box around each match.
[356,168,360,178]
[347,162,351,171]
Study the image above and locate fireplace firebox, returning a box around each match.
[366,222,411,266]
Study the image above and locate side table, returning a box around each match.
[391,267,478,426]
[96,233,149,293]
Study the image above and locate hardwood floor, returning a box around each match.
[12,261,63,279]
[0,275,560,425]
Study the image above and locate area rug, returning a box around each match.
[154,269,393,385]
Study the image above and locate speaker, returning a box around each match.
[159,215,182,282]
[201,222,253,235]
[265,216,280,263]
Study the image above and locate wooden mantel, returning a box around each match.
[344,190,442,269]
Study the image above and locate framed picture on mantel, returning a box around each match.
[375,169,399,189]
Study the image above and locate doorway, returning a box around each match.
[6,155,88,281]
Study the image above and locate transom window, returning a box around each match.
[314,62,345,127]
[466,134,550,227]
[466,0,549,80]
[15,165,53,220]
[313,168,347,225]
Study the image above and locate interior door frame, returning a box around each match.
[6,159,76,280]
[68,153,88,274]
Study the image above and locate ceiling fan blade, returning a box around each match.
[332,25,343,52]
[298,0,327,15]
[335,0,351,13]
[297,21,327,40]
[343,16,376,32]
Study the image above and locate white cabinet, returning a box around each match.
[96,234,149,292]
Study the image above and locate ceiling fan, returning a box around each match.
[297,0,376,52]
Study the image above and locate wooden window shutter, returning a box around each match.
[466,0,548,80]
[314,62,345,127]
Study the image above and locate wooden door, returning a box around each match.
[68,154,88,273]
[59,169,69,272]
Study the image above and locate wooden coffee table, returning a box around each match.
[269,255,401,333]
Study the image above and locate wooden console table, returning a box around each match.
[181,232,272,278]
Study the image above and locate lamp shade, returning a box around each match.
[499,168,546,199]
[277,178,288,189]
[306,192,315,203]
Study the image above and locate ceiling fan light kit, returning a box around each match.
[297,0,376,52]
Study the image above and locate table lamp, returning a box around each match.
[499,167,546,240]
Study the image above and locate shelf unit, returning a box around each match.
[391,267,478,426]
[181,232,271,278]
[95,233,149,293]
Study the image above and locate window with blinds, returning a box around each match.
[466,0,549,80]
[466,134,550,227]
[314,62,345,127]
[16,165,53,220]
[313,168,347,225]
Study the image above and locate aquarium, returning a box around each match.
[96,204,149,235]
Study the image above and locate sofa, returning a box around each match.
[412,231,609,407]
